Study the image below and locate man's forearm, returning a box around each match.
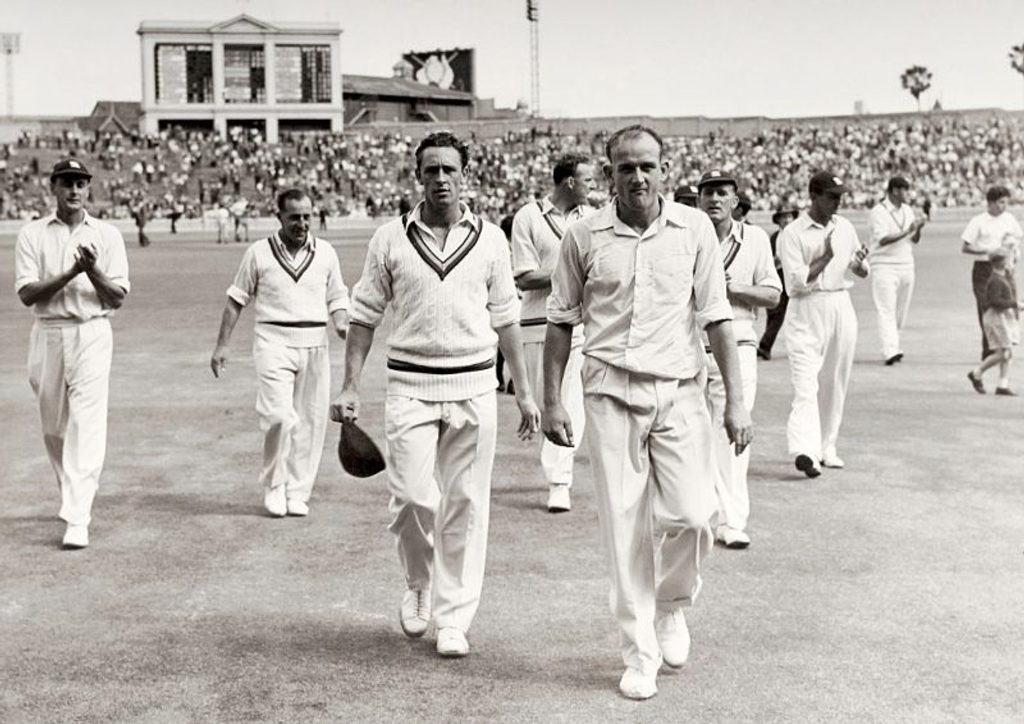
[515,270,552,291]
[727,285,781,309]
[84,267,127,310]
[542,323,573,407]
[17,267,79,307]
[877,228,913,247]
[495,323,533,399]
[806,251,833,284]
[215,300,243,347]
[342,323,375,391]
[706,320,745,409]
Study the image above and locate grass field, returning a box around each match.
[1,219,1022,723]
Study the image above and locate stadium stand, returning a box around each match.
[3,115,1024,222]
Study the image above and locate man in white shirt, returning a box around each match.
[331,132,540,660]
[696,170,782,549]
[961,185,1023,360]
[14,159,130,549]
[510,154,596,512]
[211,188,350,518]
[544,125,751,700]
[779,172,869,479]
[868,176,926,365]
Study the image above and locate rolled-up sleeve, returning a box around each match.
[692,218,732,329]
[780,225,812,294]
[325,246,350,314]
[14,226,39,293]
[752,229,782,290]
[960,216,979,246]
[487,235,520,328]
[509,208,540,277]
[226,245,258,306]
[348,229,392,328]
[546,225,585,326]
[103,226,131,294]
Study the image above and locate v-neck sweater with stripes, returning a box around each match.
[227,235,350,347]
[349,209,520,401]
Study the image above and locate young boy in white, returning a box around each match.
[331,132,539,660]
[211,189,349,517]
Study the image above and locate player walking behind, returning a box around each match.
[544,126,751,700]
[696,170,781,549]
[868,176,926,365]
[15,159,130,549]
[779,172,869,479]
[510,153,596,512]
[211,188,350,518]
[967,247,1020,395]
[331,132,539,659]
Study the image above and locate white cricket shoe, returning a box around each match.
[821,450,845,468]
[400,589,431,638]
[286,499,309,517]
[547,485,571,513]
[436,627,469,658]
[62,523,89,550]
[264,486,287,517]
[655,608,691,668]
[716,526,751,549]
[618,667,657,700]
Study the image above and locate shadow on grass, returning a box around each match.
[105,492,263,518]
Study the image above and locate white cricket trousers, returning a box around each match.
[705,344,758,532]
[524,337,585,486]
[384,391,497,633]
[871,264,915,360]
[784,291,857,459]
[253,340,330,503]
[583,358,716,678]
[27,317,113,526]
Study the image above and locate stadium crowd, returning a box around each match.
[3,114,1024,222]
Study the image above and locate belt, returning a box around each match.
[520,317,547,327]
[704,340,758,353]
[261,321,327,328]
[387,357,495,375]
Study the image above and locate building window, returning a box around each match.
[224,45,265,103]
[275,45,331,103]
[155,44,213,104]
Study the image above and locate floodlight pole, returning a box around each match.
[1,34,19,118]
[528,3,540,117]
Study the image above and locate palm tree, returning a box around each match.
[900,66,932,112]
[1009,44,1024,108]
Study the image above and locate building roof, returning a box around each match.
[343,74,474,103]
[79,101,143,134]
[137,14,340,35]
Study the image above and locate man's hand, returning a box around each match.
[330,388,359,422]
[76,243,98,272]
[332,310,349,340]
[542,403,574,447]
[724,402,753,455]
[515,392,541,441]
[211,345,229,378]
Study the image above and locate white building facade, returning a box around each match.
[138,15,343,142]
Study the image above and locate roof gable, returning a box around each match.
[209,14,278,33]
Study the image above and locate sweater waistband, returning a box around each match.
[387,357,495,374]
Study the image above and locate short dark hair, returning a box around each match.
[276,188,309,212]
[552,154,591,185]
[605,124,664,163]
[415,131,470,171]
[986,185,1011,204]
[887,176,911,192]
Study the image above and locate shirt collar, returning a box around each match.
[542,195,585,219]
[882,197,902,212]
[273,231,313,253]
[722,218,743,245]
[588,196,685,235]
[46,211,98,228]
[799,210,832,230]
[406,200,480,234]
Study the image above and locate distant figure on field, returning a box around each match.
[967,247,1020,396]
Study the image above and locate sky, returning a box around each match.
[3,0,1024,119]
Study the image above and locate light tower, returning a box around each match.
[526,1,539,117]
[1,33,19,118]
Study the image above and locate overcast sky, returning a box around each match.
[3,0,1024,119]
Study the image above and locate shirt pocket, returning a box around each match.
[652,249,695,299]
